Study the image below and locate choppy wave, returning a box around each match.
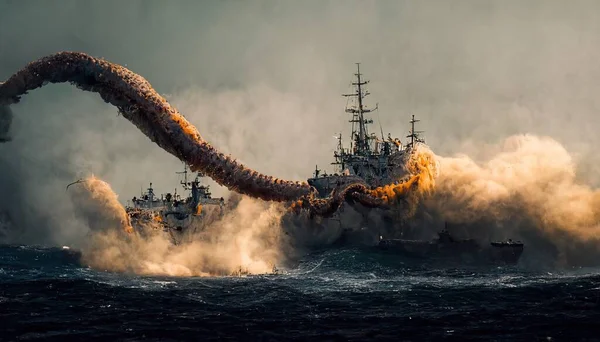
[1,244,599,341]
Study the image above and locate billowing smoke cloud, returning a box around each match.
[67,176,133,234]
[68,178,286,276]
[1,1,600,269]
[424,135,600,267]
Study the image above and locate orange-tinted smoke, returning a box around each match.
[368,175,419,204]
[68,176,134,234]
[367,143,438,204]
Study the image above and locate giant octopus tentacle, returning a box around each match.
[0,52,423,215]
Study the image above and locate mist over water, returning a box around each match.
[65,176,287,277]
[3,3,600,340]
[426,135,600,267]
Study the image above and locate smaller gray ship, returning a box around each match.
[376,224,524,265]
[125,164,225,244]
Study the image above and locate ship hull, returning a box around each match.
[487,244,524,265]
[376,239,524,265]
[127,204,224,245]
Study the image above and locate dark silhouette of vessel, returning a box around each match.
[377,225,524,265]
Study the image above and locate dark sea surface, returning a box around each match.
[1,244,600,342]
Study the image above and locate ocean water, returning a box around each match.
[1,245,600,341]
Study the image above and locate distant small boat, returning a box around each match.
[377,225,524,265]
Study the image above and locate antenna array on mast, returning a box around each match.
[406,114,424,148]
[342,63,376,156]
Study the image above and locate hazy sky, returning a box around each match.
[2,0,600,244]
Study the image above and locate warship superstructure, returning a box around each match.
[307,63,424,196]
[299,62,428,244]
[125,164,225,244]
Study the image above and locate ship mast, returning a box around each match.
[343,63,375,157]
[177,163,204,191]
[176,163,189,190]
[406,114,424,148]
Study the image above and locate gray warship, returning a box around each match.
[307,63,421,196]
[125,164,225,244]
[300,63,428,245]
[377,223,524,265]
[302,64,525,264]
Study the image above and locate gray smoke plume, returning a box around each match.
[1,1,600,269]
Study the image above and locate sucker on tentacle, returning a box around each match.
[0,52,431,216]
